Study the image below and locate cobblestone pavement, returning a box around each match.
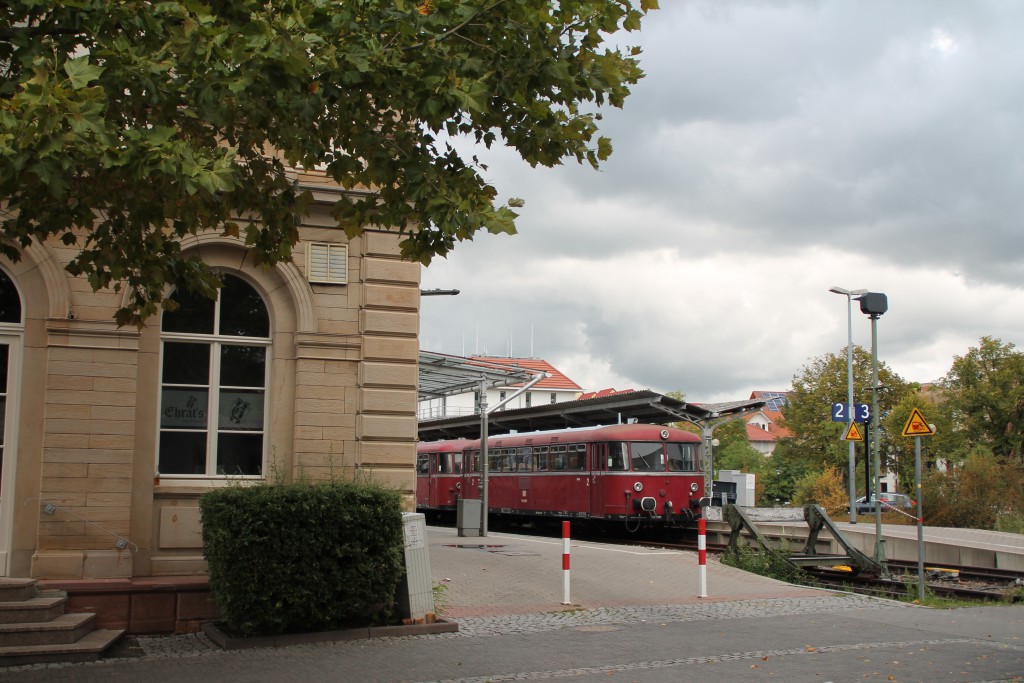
[3,595,1023,682]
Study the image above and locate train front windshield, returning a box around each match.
[622,441,698,472]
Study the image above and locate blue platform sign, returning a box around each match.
[831,402,871,423]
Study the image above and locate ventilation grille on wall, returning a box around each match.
[306,243,348,284]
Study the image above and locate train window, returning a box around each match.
[516,447,532,472]
[549,445,564,471]
[667,443,697,471]
[608,442,627,470]
[438,453,451,474]
[534,445,549,471]
[568,444,586,471]
[489,450,506,472]
[630,442,665,471]
[417,454,429,475]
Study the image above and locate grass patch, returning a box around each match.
[720,542,812,585]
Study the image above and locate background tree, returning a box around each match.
[940,336,1024,464]
[1,0,658,325]
[758,445,811,505]
[790,464,848,518]
[922,447,1024,531]
[884,390,960,492]
[776,345,911,482]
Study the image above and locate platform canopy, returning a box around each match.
[417,388,767,441]
[418,350,541,400]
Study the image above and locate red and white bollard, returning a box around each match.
[698,517,708,598]
[562,520,571,604]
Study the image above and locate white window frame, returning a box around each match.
[158,280,272,480]
[0,269,23,576]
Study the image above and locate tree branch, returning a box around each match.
[405,0,513,50]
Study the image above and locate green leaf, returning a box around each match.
[63,57,105,90]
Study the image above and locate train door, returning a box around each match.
[416,452,430,507]
[591,441,629,518]
[460,449,480,501]
[590,443,608,517]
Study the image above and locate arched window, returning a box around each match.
[0,270,21,324]
[158,274,270,476]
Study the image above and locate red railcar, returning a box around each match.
[416,437,473,512]
[416,424,705,528]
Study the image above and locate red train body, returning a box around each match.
[416,424,705,527]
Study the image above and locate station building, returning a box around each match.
[0,168,421,581]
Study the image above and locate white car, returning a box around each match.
[851,493,913,514]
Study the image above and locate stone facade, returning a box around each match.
[0,170,420,580]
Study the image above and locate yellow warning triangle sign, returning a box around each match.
[902,407,934,437]
[843,422,864,442]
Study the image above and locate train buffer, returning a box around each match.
[723,504,882,576]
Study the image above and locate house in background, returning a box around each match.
[745,391,792,456]
[417,356,582,420]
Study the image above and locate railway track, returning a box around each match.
[611,534,1024,604]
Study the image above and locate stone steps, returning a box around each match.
[0,578,123,667]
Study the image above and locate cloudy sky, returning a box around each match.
[419,0,1024,403]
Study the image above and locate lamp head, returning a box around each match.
[829,286,869,297]
[856,292,888,316]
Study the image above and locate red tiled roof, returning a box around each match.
[577,388,636,401]
[469,357,583,391]
[746,424,776,442]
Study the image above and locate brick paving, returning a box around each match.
[3,526,1022,681]
[428,525,825,617]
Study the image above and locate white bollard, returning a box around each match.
[562,521,571,604]
[698,517,708,598]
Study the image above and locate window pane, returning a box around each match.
[667,443,696,472]
[0,271,20,323]
[608,443,627,470]
[218,389,264,431]
[160,388,209,428]
[630,442,665,472]
[0,396,5,446]
[219,275,269,338]
[162,286,215,334]
[220,345,265,387]
[162,343,211,384]
[217,433,263,475]
[0,344,8,390]
[159,432,207,474]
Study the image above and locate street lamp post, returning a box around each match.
[856,292,888,574]
[829,286,867,524]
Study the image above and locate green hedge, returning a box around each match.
[199,480,404,636]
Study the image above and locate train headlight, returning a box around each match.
[660,429,670,439]
[690,482,699,493]
[633,481,643,492]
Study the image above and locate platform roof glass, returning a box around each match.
[418,351,538,400]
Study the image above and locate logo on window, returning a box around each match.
[229,398,251,425]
